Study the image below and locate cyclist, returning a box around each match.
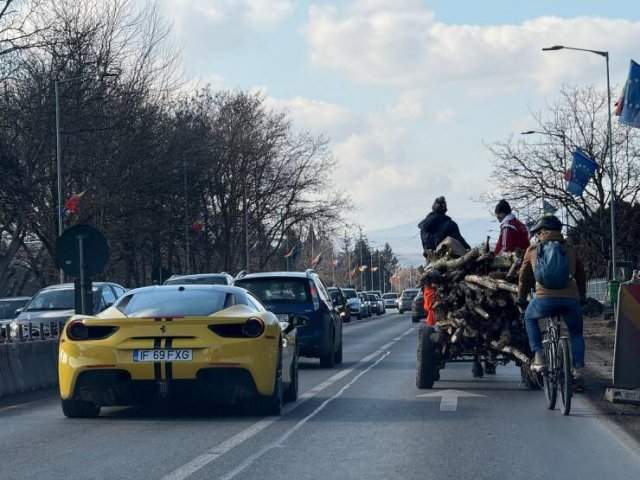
[517,215,587,389]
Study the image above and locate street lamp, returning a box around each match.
[542,44,617,279]
[520,129,569,229]
[54,71,118,283]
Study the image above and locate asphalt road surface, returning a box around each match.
[1,312,639,480]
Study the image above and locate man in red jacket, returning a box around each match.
[494,199,529,255]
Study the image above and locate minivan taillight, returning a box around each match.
[309,282,320,311]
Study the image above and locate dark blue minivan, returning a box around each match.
[235,270,343,367]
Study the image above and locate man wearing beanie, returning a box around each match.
[494,199,529,255]
[418,196,470,254]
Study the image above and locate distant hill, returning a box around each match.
[368,217,496,266]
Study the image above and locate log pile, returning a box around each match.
[422,242,531,363]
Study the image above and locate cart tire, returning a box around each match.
[416,325,437,389]
[520,364,541,390]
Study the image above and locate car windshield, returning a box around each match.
[343,289,357,299]
[383,293,397,299]
[402,289,418,298]
[26,290,75,311]
[367,294,377,301]
[236,278,311,304]
[116,289,228,317]
[164,276,227,285]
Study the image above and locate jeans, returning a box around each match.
[524,297,585,368]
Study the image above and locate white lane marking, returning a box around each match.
[416,389,486,412]
[0,401,37,414]
[219,351,392,480]
[161,327,414,480]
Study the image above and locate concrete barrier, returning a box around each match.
[0,340,59,399]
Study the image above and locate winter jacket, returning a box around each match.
[418,212,470,252]
[494,214,530,255]
[423,286,437,326]
[518,230,586,301]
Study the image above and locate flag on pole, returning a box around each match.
[567,149,598,196]
[616,60,640,128]
[311,252,323,268]
[371,266,379,272]
[350,267,359,278]
[358,265,368,272]
[64,191,86,215]
[284,242,299,258]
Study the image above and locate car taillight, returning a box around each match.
[242,318,265,338]
[309,282,320,311]
[66,320,118,341]
[209,318,265,338]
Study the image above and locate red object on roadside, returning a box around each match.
[423,286,437,326]
[64,193,83,215]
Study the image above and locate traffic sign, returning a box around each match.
[55,224,109,277]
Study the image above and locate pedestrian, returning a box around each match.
[418,196,470,256]
[494,199,529,255]
[517,215,587,391]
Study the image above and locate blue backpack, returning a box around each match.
[534,241,571,289]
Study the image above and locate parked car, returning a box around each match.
[0,296,31,320]
[382,292,398,309]
[367,293,385,315]
[11,282,126,337]
[357,292,372,318]
[163,273,233,286]
[327,287,351,323]
[411,289,425,323]
[342,288,362,319]
[235,270,343,367]
[398,288,419,314]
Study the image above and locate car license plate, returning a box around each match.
[132,349,193,362]
[276,314,289,322]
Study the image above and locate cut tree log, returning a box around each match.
[464,274,518,294]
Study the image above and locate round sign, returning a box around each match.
[55,225,109,277]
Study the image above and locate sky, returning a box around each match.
[156,0,640,246]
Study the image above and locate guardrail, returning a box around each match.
[0,320,66,343]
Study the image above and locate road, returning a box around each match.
[1,312,639,480]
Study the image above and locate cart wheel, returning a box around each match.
[416,324,438,389]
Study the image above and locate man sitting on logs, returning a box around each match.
[419,196,470,257]
[517,215,587,390]
[494,199,530,256]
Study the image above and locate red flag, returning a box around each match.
[191,220,205,233]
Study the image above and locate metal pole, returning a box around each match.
[359,240,363,290]
[55,80,64,284]
[605,53,617,280]
[562,134,568,233]
[183,157,190,274]
[369,252,373,290]
[244,183,249,272]
[379,252,382,292]
[78,236,86,314]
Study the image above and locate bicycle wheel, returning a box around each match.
[557,337,572,415]
[543,341,557,410]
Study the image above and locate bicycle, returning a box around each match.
[540,315,572,415]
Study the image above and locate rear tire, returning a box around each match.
[261,349,283,415]
[558,338,572,415]
[416,325,437,389]
[334,336,343,365]
[320,332,336,368]
[61,399,100,418]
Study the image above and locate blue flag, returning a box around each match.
[616,60,640,128]
[566,149,598,196]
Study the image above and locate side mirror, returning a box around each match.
[289,315,309,328]
[15,308,23,316]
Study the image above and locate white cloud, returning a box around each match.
[172,0,294,26]
[306,2,640,92]
[264,95,356,139]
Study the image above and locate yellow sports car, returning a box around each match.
[58,285,302,418]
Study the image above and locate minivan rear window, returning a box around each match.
[236,278,311,304]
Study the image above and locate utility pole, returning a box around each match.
[244,182,249,272]
[370,251,374,291]
[183,156,190,274]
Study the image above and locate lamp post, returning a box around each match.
[521,129,569,230]
[542,44,617,279]
[54,72,118,283]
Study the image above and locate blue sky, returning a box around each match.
[159,1,640,245]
